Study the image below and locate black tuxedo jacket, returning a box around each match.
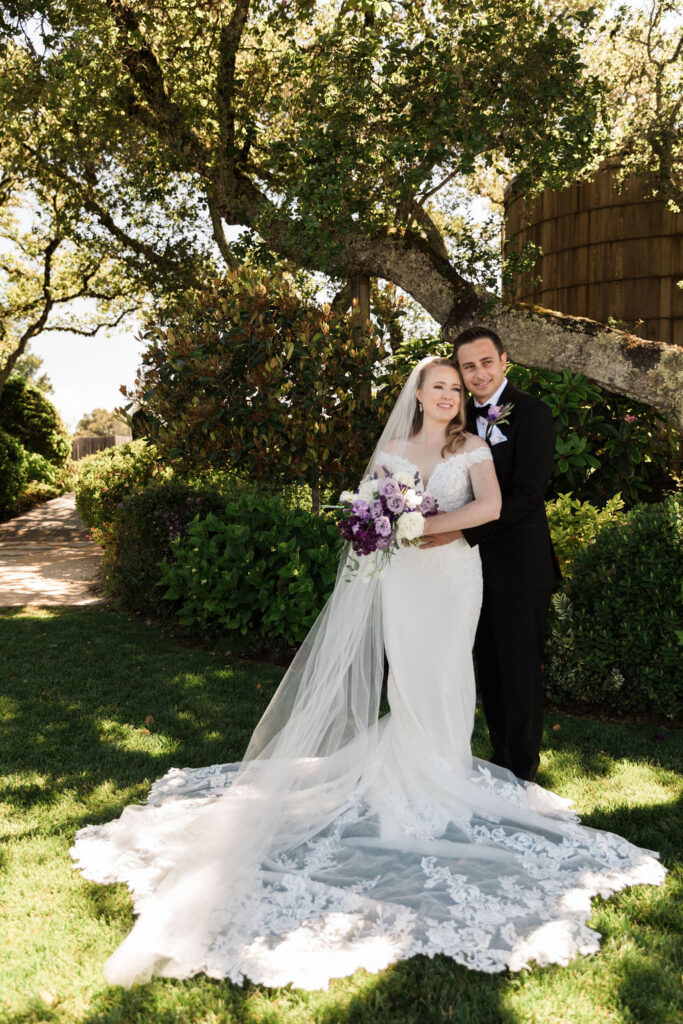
[462,381,561,594]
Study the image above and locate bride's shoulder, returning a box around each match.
[457,434,493,466]
[459,433,488,453]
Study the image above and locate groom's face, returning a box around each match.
[456,338,507,403]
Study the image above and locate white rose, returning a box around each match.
[403,488,419,507]
[339,490,354,503]
[358,479,378,502]
[395,510,425,542]
[394,470,414,487]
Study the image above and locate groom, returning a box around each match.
[426,326,560,781]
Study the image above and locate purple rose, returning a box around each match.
[375,515,391,537]
[386,493,404,514]
[487,405,502,423]
[379,477,399,498]
[419,493,437,515]
[352,500,369,517]
[369,499,383,518]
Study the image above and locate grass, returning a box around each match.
[0,605,681,1024]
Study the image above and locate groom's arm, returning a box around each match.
[462,399,555,548]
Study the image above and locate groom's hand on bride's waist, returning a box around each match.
[420,530,463,548]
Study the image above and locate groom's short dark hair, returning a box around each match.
[452,326,505,360]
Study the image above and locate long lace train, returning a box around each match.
[70,448,666,989]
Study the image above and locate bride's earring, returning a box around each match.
[418,401,423,413]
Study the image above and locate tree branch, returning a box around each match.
[40,306,138,335]
[106,0,211,173]
[207,195,238,269]
[216,0,252,204]
[0,236,60,396]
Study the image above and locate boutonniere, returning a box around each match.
[485,402,514,440]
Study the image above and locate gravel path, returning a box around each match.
[0,494,105,606]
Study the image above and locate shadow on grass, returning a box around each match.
[0,607,282,827]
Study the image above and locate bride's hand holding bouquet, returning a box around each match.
[336,469,439,575]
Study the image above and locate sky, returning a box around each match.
[31,326,146,433]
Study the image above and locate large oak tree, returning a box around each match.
[1,0,681,427]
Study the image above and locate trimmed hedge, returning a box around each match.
[545,492,683,718]
[158,498,341,646]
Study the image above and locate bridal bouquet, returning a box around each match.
[337,468,439,573]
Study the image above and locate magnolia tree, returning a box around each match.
[125,269,389,504]
[1,0,681,427]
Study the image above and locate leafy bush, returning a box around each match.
[0,376,70,465]
[0,430,28,516]
[100,481,229,616]
[11,481,64,515]
[24,450,61,486]
[545,492,626,573]
[158,498,341,646]
[507,365,677,506]
[75,440,162,531]
[545,492,683,718]
[123,269,387,502]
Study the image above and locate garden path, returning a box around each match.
[0,493,105,606]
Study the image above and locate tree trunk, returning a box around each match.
[351,274,372,410]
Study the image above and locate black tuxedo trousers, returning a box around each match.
[463,383,560,782]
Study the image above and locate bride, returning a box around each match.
[71,356,665,990]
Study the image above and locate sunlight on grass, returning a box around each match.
[0,607,681,1024]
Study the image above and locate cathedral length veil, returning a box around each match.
[71,358,440,984]
[71,357,666,988]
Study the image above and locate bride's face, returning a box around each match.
[416,365,462,425]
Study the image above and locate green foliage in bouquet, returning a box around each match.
[0,377,70,465]
[123,269,388,499]
[0,429,28,516]
[74,440,162,532]
[158,499,341,647]
[545,492,683,718]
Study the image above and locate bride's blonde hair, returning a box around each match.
[410,357,468,455]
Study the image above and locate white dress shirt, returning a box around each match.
[473,380,509,445]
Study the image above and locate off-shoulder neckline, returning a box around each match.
[376,445,491,490]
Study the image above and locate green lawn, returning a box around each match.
[1,606,681,1024]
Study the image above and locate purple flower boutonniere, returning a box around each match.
[485,402,514,440]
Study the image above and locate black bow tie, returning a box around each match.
[476,404,491,419]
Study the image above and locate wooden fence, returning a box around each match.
[71,435,131,461]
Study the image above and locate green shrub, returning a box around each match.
[545,492,683,718]
[101,480,228,615]
[158,498,341,646]
[24,450,61,486]
[507,365,677,507]
[11,481,63,515]
[0,430,28,516]
[74,440,162,531]
[0,376,70,465]
[546,492,626,574]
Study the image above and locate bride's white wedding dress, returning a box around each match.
[70,446,665,990]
